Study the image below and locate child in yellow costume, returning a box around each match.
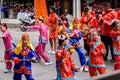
[69,17,81,30]
[58,22,76,54]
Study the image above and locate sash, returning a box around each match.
[90,41,100,51]
[40,36,48,44]
[113,36,120,55]
[87,57,106,68]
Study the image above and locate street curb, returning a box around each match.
[1,19,20,28]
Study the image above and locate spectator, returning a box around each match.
[1,1,8,18]
[99,2,117,61]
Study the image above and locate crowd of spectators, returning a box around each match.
[1,1,34,19]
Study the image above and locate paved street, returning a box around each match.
[0,28,114,80]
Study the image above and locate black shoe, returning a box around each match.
[111,59,115,62]
[104,57,108,61]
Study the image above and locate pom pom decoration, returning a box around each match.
[73,18,79,23]
[14,57,20,64]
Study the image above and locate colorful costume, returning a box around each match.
[56,47,77,80]
[48,13,58,39]
[100,10,117,60]
[2,29,15,70]
[110,30,120,70]
[69,29,86,66]
[87,41,107,77]
[11,34,37,80]
[30,24,51,62]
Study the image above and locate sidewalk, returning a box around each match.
[1,18,20,28]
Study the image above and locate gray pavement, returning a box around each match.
[0,28,114,80]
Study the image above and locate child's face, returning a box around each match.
[73,22,79,28]
[38,20,43,24]
[82,25,89,36]
[0,26,6,32]
[92,32,99,42]
[22,37,29,47]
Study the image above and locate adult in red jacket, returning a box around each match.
[99,2,117,61]
[80,7,98,55]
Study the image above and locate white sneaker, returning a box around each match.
[47,50,52,54]
[4,68,12,73]
[53,77,57,80]
[44,61,53,66]
[80,66,84,71]
[51,51,55,55]
[83,66,89,72]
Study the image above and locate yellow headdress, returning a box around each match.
[69,17,81,30]
[14,33,34,55]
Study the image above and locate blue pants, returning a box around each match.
[75,48,86,66]
[13,72,34,80]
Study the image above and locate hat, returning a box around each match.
[1,23,6,26]
[73,18,79,23]
[39,16,44,21]
[58,35,66,40]
[0,23,7,28]
[22,33,30,39]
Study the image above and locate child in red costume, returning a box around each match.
[87,30,107,77]
[82,25,107,77]
[110,19,120,70]
[56,35,80,80]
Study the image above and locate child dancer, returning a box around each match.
[11,33,37,80]
[86,30,107,77]
[69,18,88,72]
[0,23,15,73]
[110,19,120,70]
[56,35,80,80]
[29,17,52,65]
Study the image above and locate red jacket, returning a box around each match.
[80,14,98,30]
[100,10,117,36]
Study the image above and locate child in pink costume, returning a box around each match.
[0,23,15,73]
[29,17,52,66]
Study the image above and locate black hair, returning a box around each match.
[58,39,64,46]
[103,2,111,7]
[49,6,56,13]
[38,17,44,23]
[83,7,89,13]
[111,21,119,28]
[82,3,88,7]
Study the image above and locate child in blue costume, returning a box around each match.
[69,18,88,72]
[11,33,37,80]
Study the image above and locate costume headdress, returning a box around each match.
[14,33,34,55]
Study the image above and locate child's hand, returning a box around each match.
[31,57,36,62]
[77,44,82,48]
[73,43,77,48]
